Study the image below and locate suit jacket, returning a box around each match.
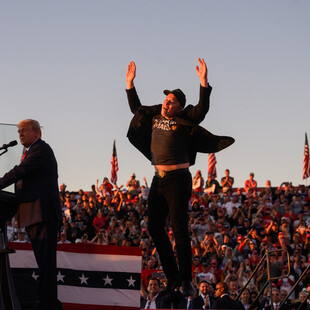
[0,139,62,227]
[192,294,215,309]
[212,294,245,310]
[265,302,293,310]
[140,293,172,309]
[171,290,195,309]
[126,86,235,166]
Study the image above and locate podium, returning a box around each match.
[0,190,21,310]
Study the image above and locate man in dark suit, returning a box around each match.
[264,288,292,310]
[192,280,215,309]
[140,278,172,309]
[0,119,62,310]
[212,282,244,310]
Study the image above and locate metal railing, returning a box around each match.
[236,248,291,310]
[280,265,310,310]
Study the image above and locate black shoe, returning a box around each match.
[161,278,181,295]
[182,280,194,297]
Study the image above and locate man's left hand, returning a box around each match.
[196,57,208,87]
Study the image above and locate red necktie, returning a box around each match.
[20,150,28,162]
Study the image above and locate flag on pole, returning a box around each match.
[9,243,142,310]
[111,140,118,184]
[208,153,217,177]
[303,133,310,180]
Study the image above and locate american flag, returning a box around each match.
[9,243,141,310]
[110,140,118,184]
[208,153,217,177]
[303,133,310,180]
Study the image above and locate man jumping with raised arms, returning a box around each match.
[126,58,234,296]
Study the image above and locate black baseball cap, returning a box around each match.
[163,89,186,108]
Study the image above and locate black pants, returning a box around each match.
[26,221,58,310]
[148,169,192,281]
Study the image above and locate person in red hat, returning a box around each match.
[233,235,247,262]
[57,231,71,244]
[274,232,291,253]
[191,255,203,280]
[210,258,224,282]
[193,170,204,196]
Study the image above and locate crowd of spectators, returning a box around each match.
[7,170,310,309]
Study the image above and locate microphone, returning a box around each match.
[0,140,18,151]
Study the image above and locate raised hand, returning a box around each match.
[195,58,208,87]
[126,61,136,89]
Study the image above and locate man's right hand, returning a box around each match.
[126,61,136,89]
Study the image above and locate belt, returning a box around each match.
[155,168,189,178]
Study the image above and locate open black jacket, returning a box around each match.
[126,85,235,166]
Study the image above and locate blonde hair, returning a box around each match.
[18,119,42,137]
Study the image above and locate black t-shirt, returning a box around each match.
[151,115,190,165]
